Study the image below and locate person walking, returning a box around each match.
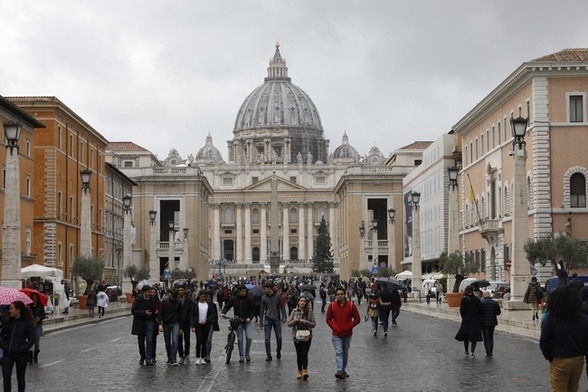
[390,287,401,327]
[87,289,97,319]
[1,301,36,392]
[27,293,45,365]
[319,284,328,313]
[454,285,483,358]
[569,272,584,293]
[158,288,181,366]
[540,286,588,392]
[191,290,216,365]
[260,282,287,361]
[480,291,501,357]
[288,296,316,380]
[326,287,361,379]
[131,285,156,365]
[220,285,256,363]
[204,290,219,363]
[177,285,192,364]
[371,284,393,336]
[523,276,542,321]
[366,291,380,336]
[96,289,109,319]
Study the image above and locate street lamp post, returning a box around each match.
[447,166,460,254]
[80,169,92,257]
[411,191,422,300]
[388,208,396,270]
[182,227,189,271]
[148,210,158,283]
[122,194,133,294]
[168,220,175,270]
[1,122,22,289]
[510,116,529,303]
[359,221,366,271]
[372,219,379,269]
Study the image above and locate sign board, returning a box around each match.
[505,260,512,268]
[371,266,379,274]
[163,269,171,279]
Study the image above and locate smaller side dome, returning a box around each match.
[195,133,225,165]
[332,132,359,163]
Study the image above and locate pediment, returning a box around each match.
[244,176,306,192]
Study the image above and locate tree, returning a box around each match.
[376,267,395,278]
[312,216,334,273]
[71,256,105,295]
[123,264,150,292]
[524,233,588,287]
[439,251,479,292]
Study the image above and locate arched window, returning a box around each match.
[571,173,586,208]
[252,208,260,224]
[316,206,325,222]
[290,208,298,223]
[290,247,298,260]
[224,208,233,224]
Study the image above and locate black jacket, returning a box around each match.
[178,296,193,326]
[221,295,256,320]
[131,294,156,335]
[1,317,35,357]
[190,301,217,328]
[158,297,181,326]
[30,304,46,326]
[480,297,501,327]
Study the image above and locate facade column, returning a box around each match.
[328,202,337,257]
[282,203,290,261]
[1,142,21,289]
[236,203,243,263]
[244,203,252,263]
[298,203,306,261]
[260,203,268,264]
[307,204,314,259]
[213,204,221,261]
[511,137,529,302]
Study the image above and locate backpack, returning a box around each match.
[369,298,379,309]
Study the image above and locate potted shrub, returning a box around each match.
[123,265,150,302]
[439,251,479,307]
[71,256,105,309]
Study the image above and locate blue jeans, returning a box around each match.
[236,322,252,357]
[379,308,390,332]
[263,318,282,357]
[163,322,180,363]
[29,325,42,352]
[332,335,352,372]
[138,321,155,362]
[370,316,379,333]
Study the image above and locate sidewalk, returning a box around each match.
[42,300,132,334]
[402,297,541,341]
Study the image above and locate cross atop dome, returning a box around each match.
[265,42,291,82]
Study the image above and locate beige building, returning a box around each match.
[109,45,421,281]
[453,48,588,296]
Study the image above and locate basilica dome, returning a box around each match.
[231,43,328,164]
[194,133,224,165]
[332,132,359,163]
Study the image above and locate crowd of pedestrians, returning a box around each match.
[129,276,398,381]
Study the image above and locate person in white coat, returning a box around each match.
[96,290,109,318]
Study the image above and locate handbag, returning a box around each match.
[295,328,311,342]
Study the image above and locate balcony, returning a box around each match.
[478,218,503,242]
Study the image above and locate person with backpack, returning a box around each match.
[366,290,380,336]
[523,276,542,321]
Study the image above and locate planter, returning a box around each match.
[125,292,134,303]
[78,294,88,310]
[445,292,464,308]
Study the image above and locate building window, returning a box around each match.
[26,176,31,197]
[223,208,234,224]
[571,173,586,208]
[222,177,234,186]
[25,227,31,256]
[252,177,258,184]
[124,161,133,168]
[315,176,326,185]
[290,208,298,223]
[26,139,31,156]
[69,134,73,155]
[290,177,297,184]
[252,247,260,263]
[316,207,325,222]
[569,95,584,122]
[252,208,260,224]
[290,247,298,260]
[414,159,422,166]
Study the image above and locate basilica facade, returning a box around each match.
[107,44,415,280]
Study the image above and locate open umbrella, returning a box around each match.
[0,287,33,306]
[471,280,491,288]
[244,284,255,290]
[376,277,407,291]
[248,285,264,298]
[299,284,317,292]
[20,288,49,306]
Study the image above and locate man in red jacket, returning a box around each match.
[326,287,361,379]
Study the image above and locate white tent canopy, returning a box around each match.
[21,264,64,279]
[422,272,444,280]
[395,270,412,279]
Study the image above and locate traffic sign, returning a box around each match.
[164,269,171,278]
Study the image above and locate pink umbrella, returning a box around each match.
[0,287,33,306]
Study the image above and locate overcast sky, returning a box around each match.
[2,1,588,161]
